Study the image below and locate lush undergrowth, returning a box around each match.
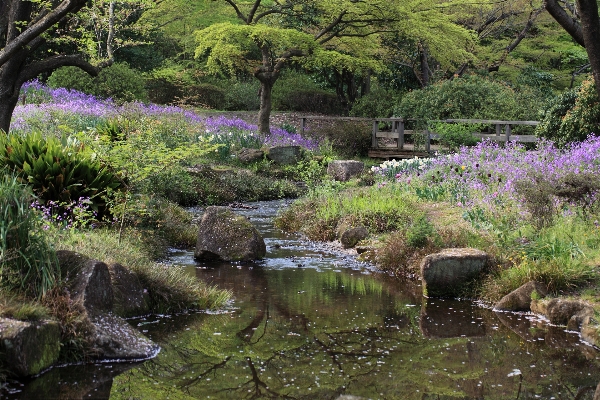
[277,137,600,302]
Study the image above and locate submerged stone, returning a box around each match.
[0,318,61,377]
[195,206,266,261]
[420,248,488,298]
[89,313,159,360]
[531,298,594,329]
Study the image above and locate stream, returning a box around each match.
[6,199,600,399]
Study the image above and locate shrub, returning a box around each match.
[305,120,371,158]
[48,63,148,103]
[276,89,343,114]
[0,175,59,297]
[429,122,481,152]
[536,77,600,146]
[179,84,226,109]
[396,74,539,122]
[145,77,183,104]
[0,132,122,218]
[223,80,261,111]
[349,85,397,118]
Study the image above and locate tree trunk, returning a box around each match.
[0,55,26,133]
[576,0,600,98]
[257,78,274,135]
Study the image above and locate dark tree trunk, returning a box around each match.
[576,0,600,98]
[419,44,431,87]
[0,52,26,133]
[257,78,275,135]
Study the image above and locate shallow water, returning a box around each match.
[5,200,600,399]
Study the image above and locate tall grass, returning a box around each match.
[0,174,59,297]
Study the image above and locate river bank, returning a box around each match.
[4,199,600,399]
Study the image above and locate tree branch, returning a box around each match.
[0,0,89,67]
[246,0,263,24]
[223,0,249,23]
[544,0,585,46]
[315,10,347,41]
[17,54,100,86]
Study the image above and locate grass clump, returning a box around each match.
[0,174,60,297]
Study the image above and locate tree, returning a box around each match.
[545,0,600,97]
[0,0,115,133]
[195,0,475,134]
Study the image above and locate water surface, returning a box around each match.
[6,200,600,399]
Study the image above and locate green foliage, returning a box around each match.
[406,215,436,248]
[48,63,148,103]
[429,122,481,152]
[223,80,260,111]
[535,77,600,146]
[0,175,59,297]
[276,89,342,114]
[304,120,372,158]
[397,74,540,122]
[349,85,397,118]
[535,89,578,144]
[0,132,122,218]
[180,83,226,109]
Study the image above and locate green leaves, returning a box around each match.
[0,132,123,217]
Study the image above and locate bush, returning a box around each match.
[0,175,59,297]
[179,84,226,109]
[145,77,183,104]
[48,63,148,103]
[223,80,260,111]
[429,122,481,152]
[276,89,343,114]
[396,74,539,122]
[305,120,372,158]
[349,85,397,118]
[536,77,600,146]
[0,132,122,218]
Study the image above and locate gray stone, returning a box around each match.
[109,263,149,317]
[327,160,364,181]
[582,316,600,349]
[195,206,266,261]
[0,318,61,377]
[89,313,159,360]
[237,148,264,163]
[494,281,548,311]
[531,298,594,328]
[70,259,114,313]
[420,248,488,297]
[340,226,369,249]
[267,145,302,165]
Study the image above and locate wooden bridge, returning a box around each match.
[299,116,539,159]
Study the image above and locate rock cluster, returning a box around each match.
[0,251,159,377]
[327,160,364,181]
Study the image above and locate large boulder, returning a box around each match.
[420,248,488,297]
[327,160,364,182]
[109,263,150,317]
[340,226,369,249]
[195,206,266,261]
[267,146,302,165]
[0,318,61,377]
[69,258,114,313]
[494,281,548,311]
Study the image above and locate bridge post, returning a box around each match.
[397,119,404,150]
[372,120,378,148]
[496,123,501,140]
[300,117,306,136]
[505,124,511,142]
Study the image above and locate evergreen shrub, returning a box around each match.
[536,77,600,146]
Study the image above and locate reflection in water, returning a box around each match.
[5,200,600,399]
